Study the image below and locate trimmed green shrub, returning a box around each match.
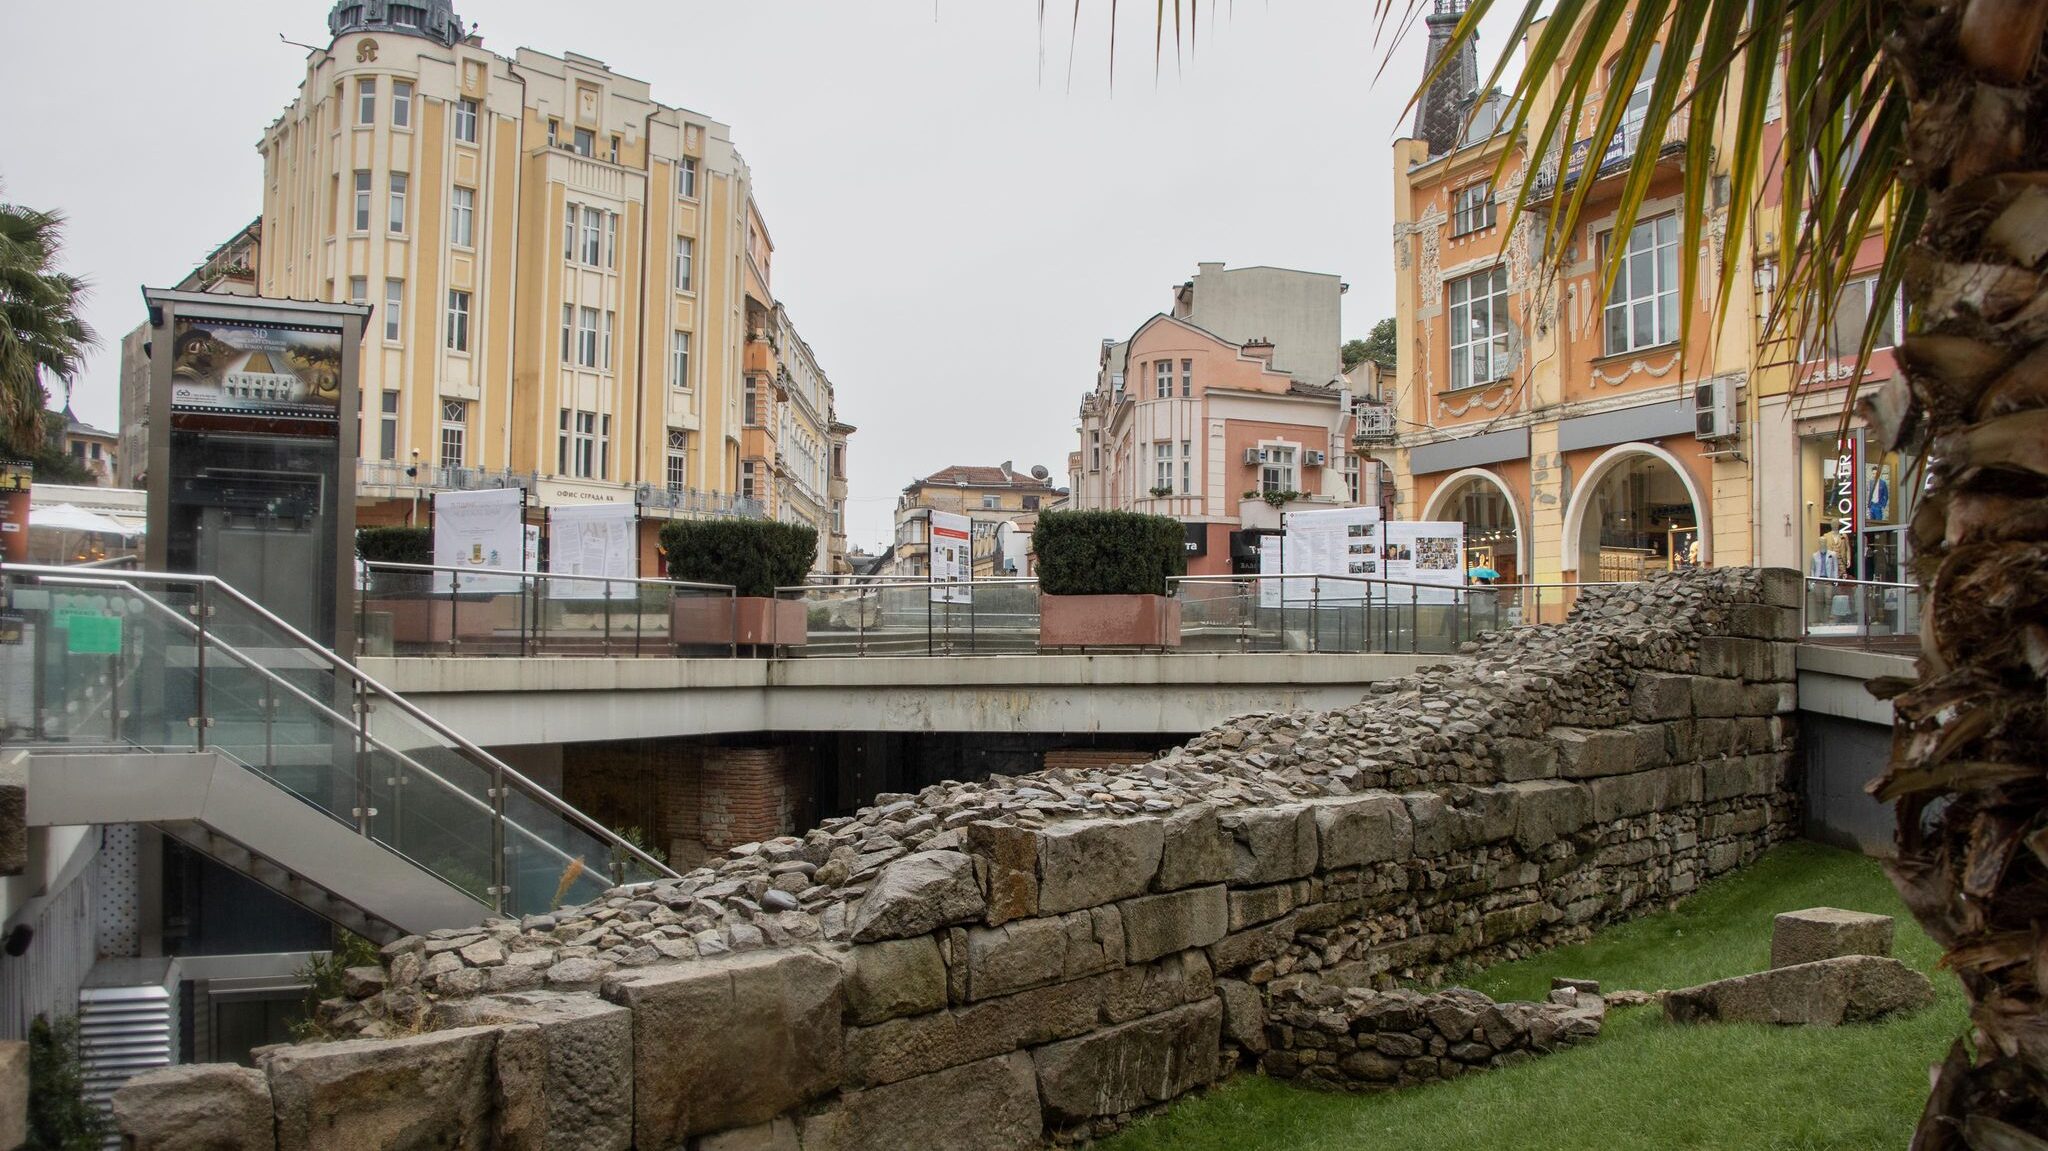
[661,518,818,597]
[1034,509,1187,597]
[355,525,431,564]
[28,1015,108,1150]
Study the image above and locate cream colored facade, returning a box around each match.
[891,464,1063,578]
[254,2,850,570]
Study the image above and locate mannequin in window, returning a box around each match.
[1867,463,1892,524]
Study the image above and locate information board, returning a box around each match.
[1381,520,1467,605]
[930,511,972,605]
[1280,505,1383,603]
[433,487,526,593]
[546,504,636,598]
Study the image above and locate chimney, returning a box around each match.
[1243,339,1276,365]
[1413,0,1479,158]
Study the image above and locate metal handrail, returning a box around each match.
[361,560,739,596]
[1800,576,1916,590]
[2,562,677,886]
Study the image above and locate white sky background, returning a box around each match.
[1,0,1522,551]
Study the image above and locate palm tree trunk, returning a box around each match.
[1872,2,2048,1145]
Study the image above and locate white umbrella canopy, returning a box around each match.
[31,504,140,536]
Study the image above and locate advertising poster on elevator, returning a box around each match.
[433,487,526,593]
[1381,521,1467,604]
[547,504,636,599]
[0,459,29,565]
[168,317,343,419]
[1280,505,1382,603]
[930,511,972,605]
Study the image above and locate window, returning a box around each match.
[357,78,377,125]
[388,172,408,234]
[604,213,617,268]
[558,409,599,477]
[666,430,689,492]
[743,378,761,425]
[1603,212,1680,355]
[671,330,692,388]
[449,186,475,247]
[1111,373,1125,403]
[1181,439,1193,493]
[741,461,758,500]
[1022,495,1041,512]
[1344,453,1361,504]
[1090,430,1101,472]
[454,97,479,143]
[560,304,572,362]
[572,128,595,157]
[563,202,576,260]
[608,135,620,163]
[1154,360,1172,399]
[1613,43,1663,153]
[1261,446,1298,495]
[581,207,602,265]
[676,156,697,198]
[352,170,372,231]
[348,276,367,304]
[1448,265,1511,389]
[547,119,559,146]
[445,290,470,352]
[391,81,413,128]
[1154,442,1175,491]
[440,400,466,468]
[1453,182,1496,235]
[379,391,398,460]
[1181,359,1193,398]
[599,414,611,478]
[383,279,404,342]
[1805,275,1902,361]
[674,236,694,292]
[575,308,599,368]
[982,494,1000,510]
[601,310,614,370]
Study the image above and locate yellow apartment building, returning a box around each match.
[247,0,851,571]
[892,464,1065,578]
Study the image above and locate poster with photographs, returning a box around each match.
[1381,520,1466,604]
[1280,505,1382,604]
[929,511,972,604]
[433,487,528,593]
[546,503,636,598]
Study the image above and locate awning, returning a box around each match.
[31,504,142,536]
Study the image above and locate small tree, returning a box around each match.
[1034,509,1186,597]
[660,519,817,597]
[27,1015,108,1150]
[355,525,431,565]
[1341,317,1397,373]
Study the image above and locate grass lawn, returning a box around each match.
[1099,841,1964,1151]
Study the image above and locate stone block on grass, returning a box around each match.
[1772,908,1895,969]
[1663,955,1933,1026]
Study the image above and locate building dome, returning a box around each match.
[328,0,466,48]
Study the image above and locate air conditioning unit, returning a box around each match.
[1243,447,1265,466]
[1695,377,1740,441]
[1304,450,1327,468]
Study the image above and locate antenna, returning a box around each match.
[279,31,323,53]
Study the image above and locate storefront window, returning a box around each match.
[1436,476,1519,584]
[1799,429,1920,633]
[1576,453,1698,581]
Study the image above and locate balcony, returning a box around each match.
[1525,108,1691,206]
[357,459,535,498]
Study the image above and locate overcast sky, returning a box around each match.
[1,0,1518,550]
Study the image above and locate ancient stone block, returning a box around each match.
[604,948,843,1145]
[1505,780,1591,852]
[962,907,1123,1001]
[849,850,987,943]
[1220,804,1318,885]
[1729,602,1800,641]
[437,990,633,1151]
[1664,955,1933,1026]
[1209,913,1299,973]
[1494,736,1560,782]
[843,936,949,1026]
[965,821,1040,926]
[1120,885,1228,964]
[265,1027,499,1151]
[1697,636,1794,683]
[1215,979,1268,1054]
[1702,756,1772,802]
[800,1052,1041,1151]
[1156,803,1234,892]
[1226,883,1300,932]
[1306,793,1413,870]
[1551,728,1638,779]
[1589,765,1702,822]
[1692,677,1750,718]
[1036,817,1165,915]
[1758,568,1803,610]
[698,1118,802,1151]
[1621,723,1672,769]
[1032,998,1224,1124]
[1403,793,1478,857]
[114,1063,273,1151]
[1631,673,1694,722]
[0,1041,22,1151]
[1772,908,1895,969]
[0,759,23,878]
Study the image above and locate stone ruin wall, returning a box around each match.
[114,568,1807,1151]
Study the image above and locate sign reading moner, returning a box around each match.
[169,318,343,418]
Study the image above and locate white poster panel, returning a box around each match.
[1281,505,1383,604]
[547,503,637,598]
[929,511,972,605]
[1256,536,1283,610]
[1382,520,1467,605]
[432,488,525,593]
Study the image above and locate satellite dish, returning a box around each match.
[1030,465,1050,481]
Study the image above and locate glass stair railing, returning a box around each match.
[1,563,676,918]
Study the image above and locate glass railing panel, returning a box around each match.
[0,575,205,751]
[357,566,442,657]
[497,788,662,917]
[793,586,871,656]
[361,704,503,907]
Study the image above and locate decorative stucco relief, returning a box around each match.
[1590,351,1683,387]
[1438,381,1516,419]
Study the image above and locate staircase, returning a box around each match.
[2,563,676,942]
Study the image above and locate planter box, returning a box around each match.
[383,595,524,646]
[671,596,808,648]
[1039,594,1182,650]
